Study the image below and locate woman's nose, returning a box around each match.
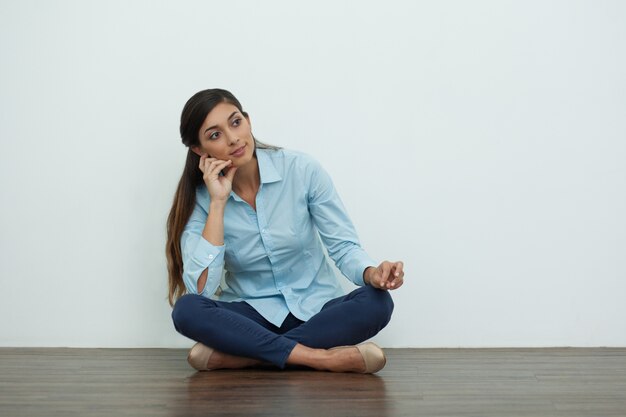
[225,131,239,145]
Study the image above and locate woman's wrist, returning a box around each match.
[209,200,227,211]
[204,201,226,246]
[363,266,374,286]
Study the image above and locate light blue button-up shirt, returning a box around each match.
[180,148,376,327]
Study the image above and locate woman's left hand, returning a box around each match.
[364,261,405,290]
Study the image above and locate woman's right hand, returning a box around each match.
[199,153,238,202]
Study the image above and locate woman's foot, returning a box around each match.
[328,342,387,373]
[326,346,369,372]
[187,343,261,371]
[208,350,261,369]
[286,342,386,374]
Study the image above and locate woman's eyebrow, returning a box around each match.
[204,111,239,134]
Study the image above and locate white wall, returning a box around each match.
[1,0,624,348]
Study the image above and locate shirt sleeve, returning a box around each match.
[304,155,377,286]
[180,198,226,296]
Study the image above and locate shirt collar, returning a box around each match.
[228,148,281,202]
[256,148,282,184]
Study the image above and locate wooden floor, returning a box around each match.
[1,348,625,416]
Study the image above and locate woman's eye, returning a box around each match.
[232,118,241,127]
[209,132,220,140]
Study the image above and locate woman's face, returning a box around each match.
[191,102,255,167]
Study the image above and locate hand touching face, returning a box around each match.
[197,154,238,202]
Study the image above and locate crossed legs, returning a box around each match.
[171,286,394,371]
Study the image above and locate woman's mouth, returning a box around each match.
[230,145,246,157]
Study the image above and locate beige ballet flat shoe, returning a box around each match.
[330,342,387,374]
[355,342,387,373]
[187,342,216,371]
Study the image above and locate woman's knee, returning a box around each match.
[364,286,394,325]
[171,293,211,333]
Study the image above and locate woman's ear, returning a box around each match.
[191,146,205,157]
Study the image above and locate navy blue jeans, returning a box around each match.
[171,285,394,368]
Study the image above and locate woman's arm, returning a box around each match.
[304,154,405,291]
[182,154,237,295]
[303,155,374,284]
[180,201,226,296]
[196,201,226,292]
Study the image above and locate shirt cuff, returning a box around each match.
[187,237,225,295]
[191,236,224,266]
[346,251,377,287]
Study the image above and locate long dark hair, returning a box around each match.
[166,88,277,306]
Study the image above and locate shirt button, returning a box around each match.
[262,229,266,233]
[208,255,214,260]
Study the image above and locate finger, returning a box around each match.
[390,276,404,290]
[376,270,388,289]
[389,272,404,288]
[379,262,391,288]
[389,262,404,288]
[198,154,206,172]
[393,261,404,277]
[207,160,231,176]
[201,157,217,174]
[211,159,231,171]
[224,165,238,182]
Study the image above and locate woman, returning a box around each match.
[166,88,405,373]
